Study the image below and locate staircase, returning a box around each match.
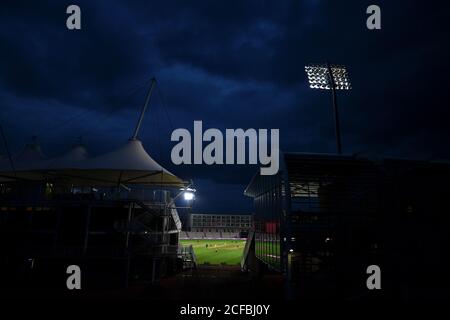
[178,244,197,269]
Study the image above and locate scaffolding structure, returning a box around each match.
[0,182,185,289]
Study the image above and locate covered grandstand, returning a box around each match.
[0,80,195,289]
[180,230,242,240]
[183,213,252,239]
[0,136,190,289]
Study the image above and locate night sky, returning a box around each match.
[1,1,449,214]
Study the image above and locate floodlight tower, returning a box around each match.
[305,62,351,154]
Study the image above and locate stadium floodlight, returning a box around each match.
[184,191,194,201]
[305,62,351,154]
[183,187,196,201]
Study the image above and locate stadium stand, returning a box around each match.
[179,231,190,240]
[186,231,205,239]
[180,231,242,240]
[205,232,221,239]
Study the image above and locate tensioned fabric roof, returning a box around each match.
[12,142,47,170]
[48,144,88,169]
[0,139,185,187]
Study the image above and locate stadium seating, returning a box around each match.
[179,231,190,239]
[222,232,240,239]
[205,232,221,239]
[186,231,205,239]
[181,231,242,240]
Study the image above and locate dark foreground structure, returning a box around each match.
[243,153,450,300]
[0,139,188,291]
[0,82,197,293]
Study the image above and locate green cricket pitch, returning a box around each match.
[180,239,246,265]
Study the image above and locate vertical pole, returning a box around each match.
[124,203,133,288]
[131,78,156,140]
[326,62,342,154]
[125,203,134,249]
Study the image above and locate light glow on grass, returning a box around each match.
[180,239,245,265]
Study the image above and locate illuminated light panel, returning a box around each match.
[305,64,352,90]
[184,191,195,201]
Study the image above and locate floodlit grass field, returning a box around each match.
[180,239,246,265]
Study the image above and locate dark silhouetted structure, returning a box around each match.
[0,138,187,290]
[243,153,450,300]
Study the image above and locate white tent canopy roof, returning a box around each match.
[77,139,170,172]
[0,139,185,187]
[47,144,88,169]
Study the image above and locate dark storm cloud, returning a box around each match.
[0,1,159,109]
[0,0,449,213]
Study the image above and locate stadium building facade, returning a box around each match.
[188,213,251,233]
[180,213,252,239]
[243,153,450,299]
